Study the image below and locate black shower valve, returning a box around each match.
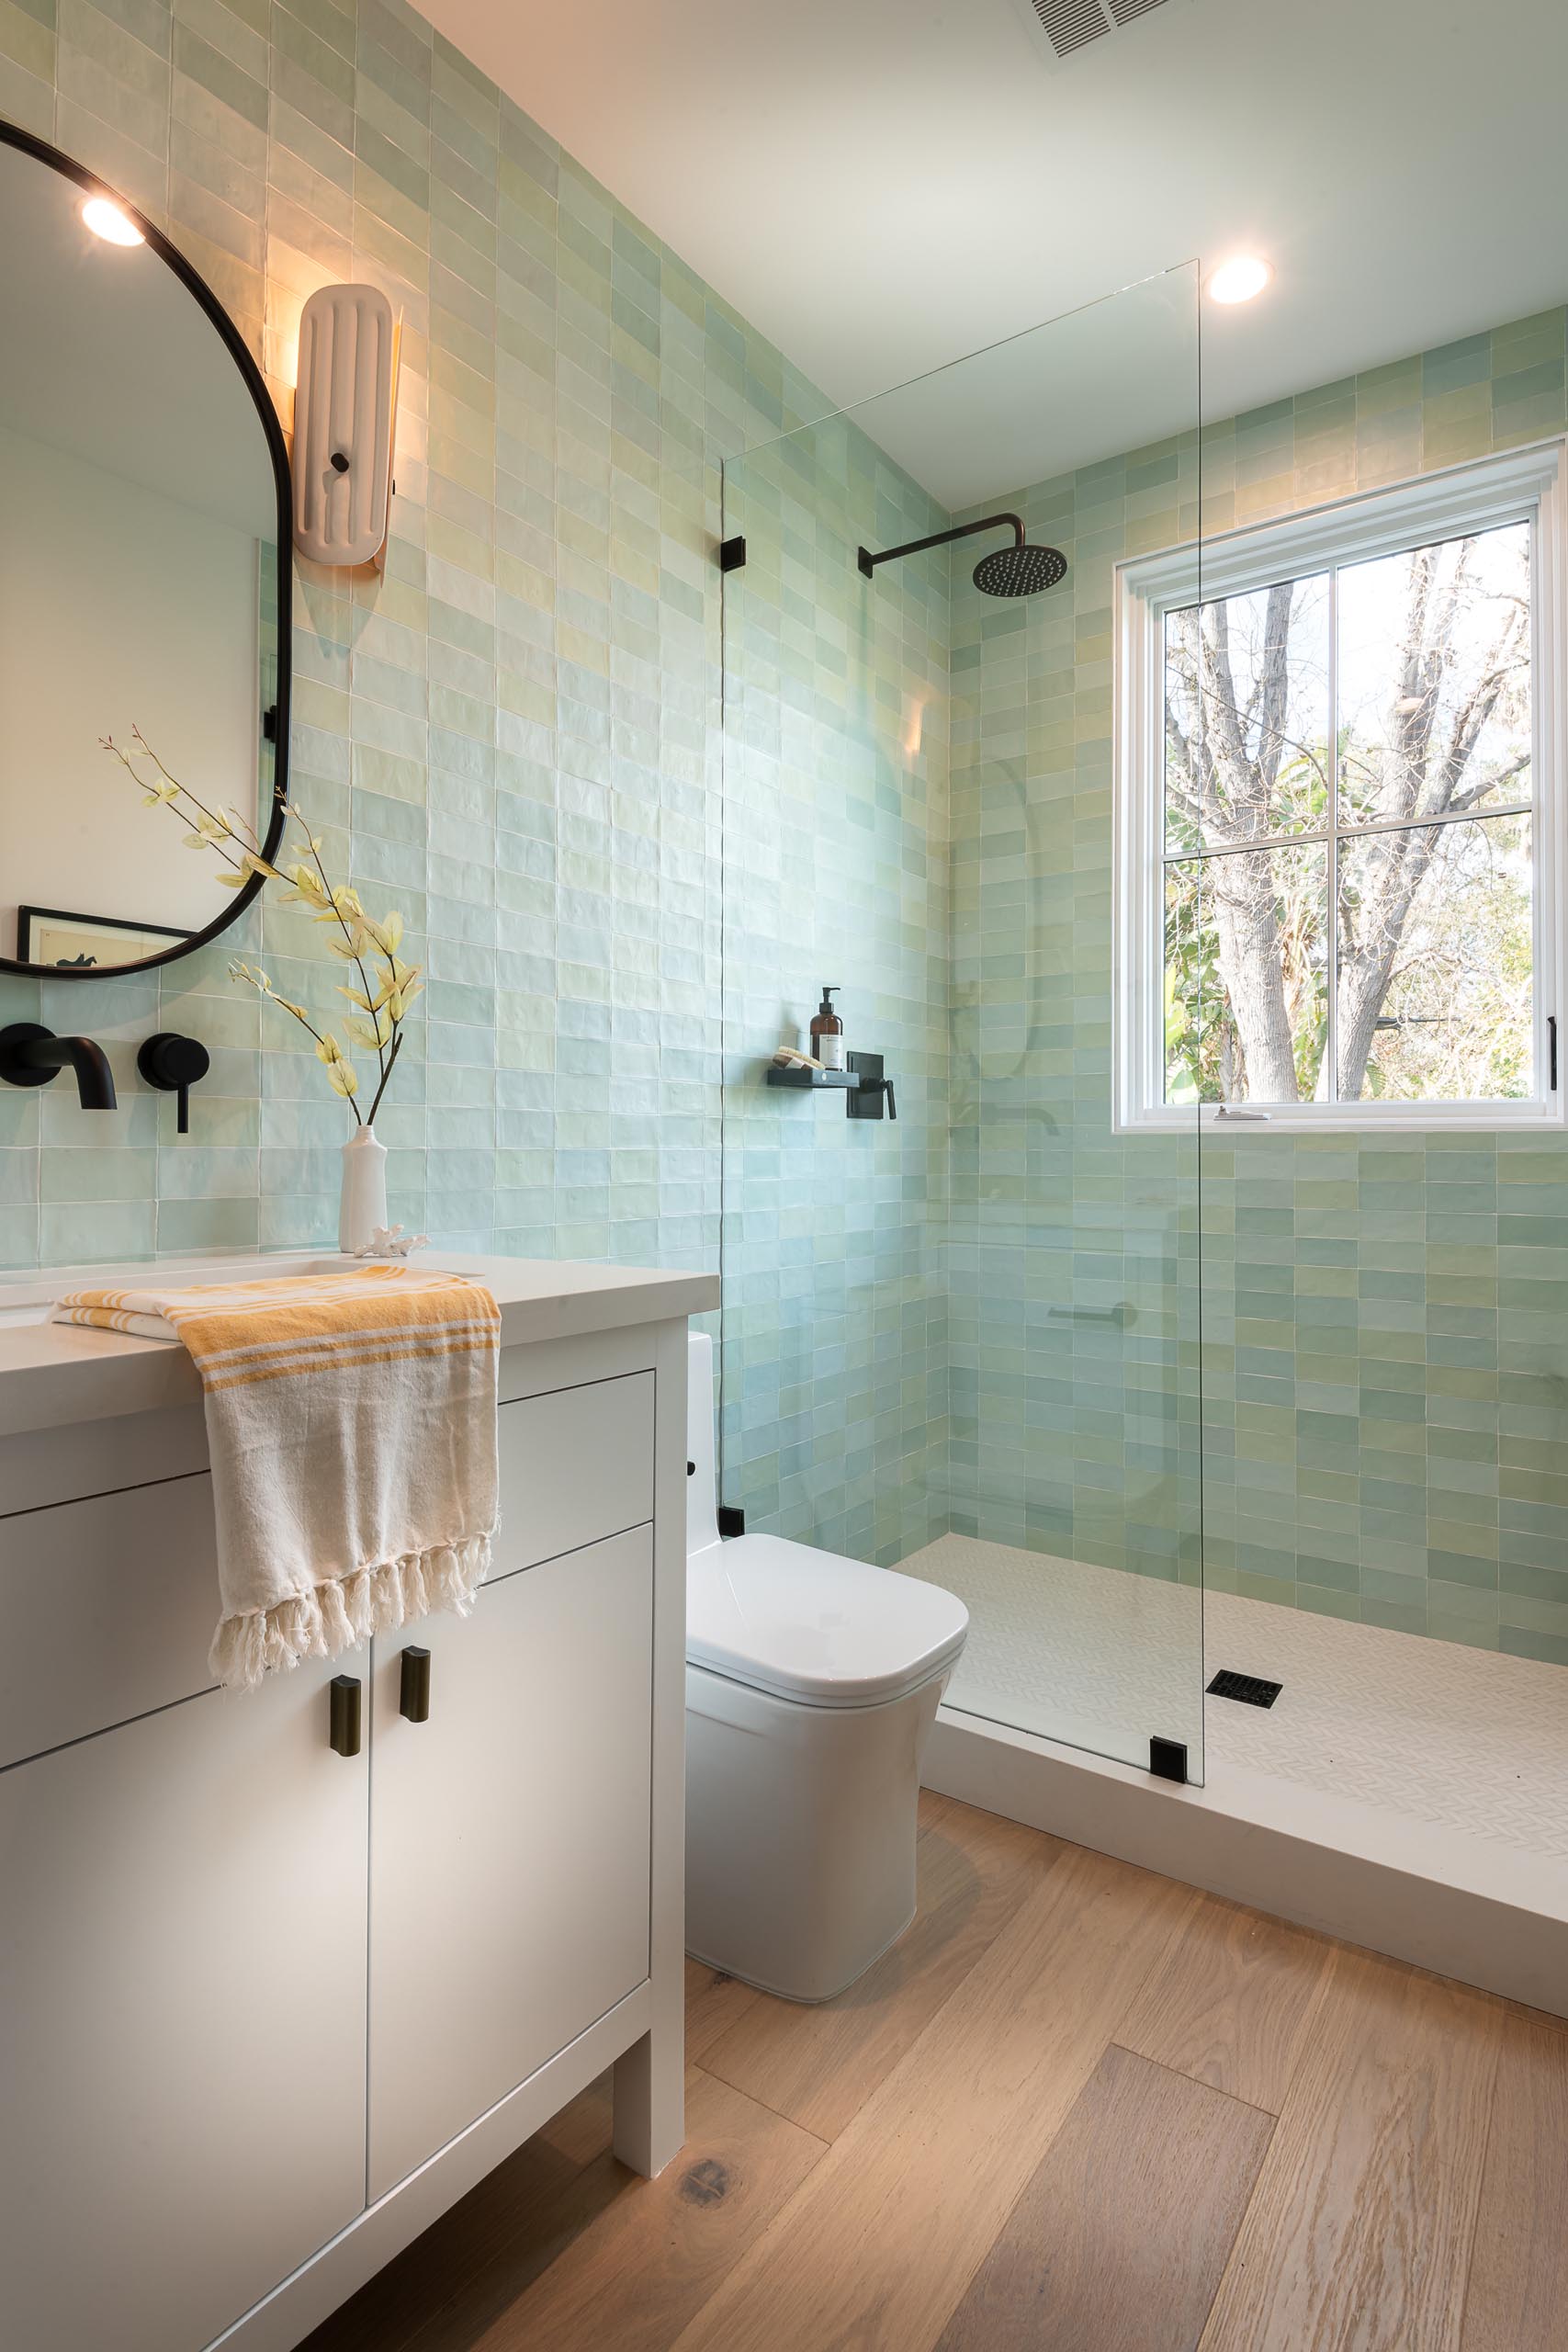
[847,1051,896,1121]
[137,1031,210,1135]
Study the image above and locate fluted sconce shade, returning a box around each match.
[291,283,400,568]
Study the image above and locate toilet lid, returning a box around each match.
[687,1532,969,1709]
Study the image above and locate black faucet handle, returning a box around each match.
[138,1032,210,1135]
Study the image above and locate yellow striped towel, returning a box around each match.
[54,1265,501,1690]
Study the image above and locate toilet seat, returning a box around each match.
[686,1532,969,1710]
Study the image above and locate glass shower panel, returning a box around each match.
[720,266,1207,1782]
[718,409,953,1569]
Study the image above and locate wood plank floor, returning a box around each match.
[305,1793,1568,2352]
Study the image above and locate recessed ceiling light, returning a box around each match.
[1206,255,1271,305]
[82,196,143,247]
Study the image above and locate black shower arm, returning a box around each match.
[857,512,1024,579]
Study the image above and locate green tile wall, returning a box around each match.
[951,309,1568,1665]
[0,0,952,1563]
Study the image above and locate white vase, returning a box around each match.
[338,1124,389,1253]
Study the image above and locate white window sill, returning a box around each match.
[1116,1102,1566,1136]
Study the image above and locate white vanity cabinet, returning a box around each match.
[368,1523,654,2197]
[0,1263,707,2352]
[0,1651,370,2352]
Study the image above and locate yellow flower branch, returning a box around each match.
[107,731,423,1127]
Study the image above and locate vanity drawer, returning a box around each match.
[0,1475,219,1770]
[494,1371,654,1574]
[0,1371,656,1770]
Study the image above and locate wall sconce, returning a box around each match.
[291,284,400,570]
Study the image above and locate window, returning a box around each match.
[1115,446,1565,1129]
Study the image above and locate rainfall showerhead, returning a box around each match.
[972,538,1068,597]
[857,511,1068,600]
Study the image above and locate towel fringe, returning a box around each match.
[209,1532,492,1692]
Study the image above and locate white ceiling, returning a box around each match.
[419,0,1568,507]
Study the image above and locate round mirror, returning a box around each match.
[0,125,289,978]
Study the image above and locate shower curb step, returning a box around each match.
[923,1706,1568,2021]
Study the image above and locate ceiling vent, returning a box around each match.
[1015,0,1173,62]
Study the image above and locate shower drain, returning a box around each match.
[1207,1668,1282,1709]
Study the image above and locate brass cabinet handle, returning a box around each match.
[400,1646,431,1724]
[329,1674,362,1757]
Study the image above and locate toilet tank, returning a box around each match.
[686,1330,721,1555]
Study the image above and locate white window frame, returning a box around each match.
[1113,440,1567,1133]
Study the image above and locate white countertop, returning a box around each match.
[0,1251,719,1436]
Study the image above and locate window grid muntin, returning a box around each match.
[1161,515,1538,1109]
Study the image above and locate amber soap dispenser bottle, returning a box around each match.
[811,986,845,1071]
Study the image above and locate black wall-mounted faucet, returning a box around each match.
[0,1023,117,1110]
[137,1033,210,1134]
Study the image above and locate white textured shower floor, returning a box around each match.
[897,1533,1568,1866]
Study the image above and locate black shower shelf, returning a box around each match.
[765,1053,896,1120]
[765,1065,862,1091]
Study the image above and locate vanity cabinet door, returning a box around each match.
[367,1525,654,2198]
[0,1654,369,2352]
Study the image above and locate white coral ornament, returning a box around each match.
[350,1225,428,1261]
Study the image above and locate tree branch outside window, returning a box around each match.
[1161,520,1532,1107]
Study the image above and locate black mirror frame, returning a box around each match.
[0,116,291,982]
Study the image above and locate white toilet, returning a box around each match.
[684,1333,968,2003]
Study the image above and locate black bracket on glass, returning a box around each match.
[717,1504,746,1538]
[138,1032,210,1134]
[1148,1736,1189,1785]
[718,536,747,571]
